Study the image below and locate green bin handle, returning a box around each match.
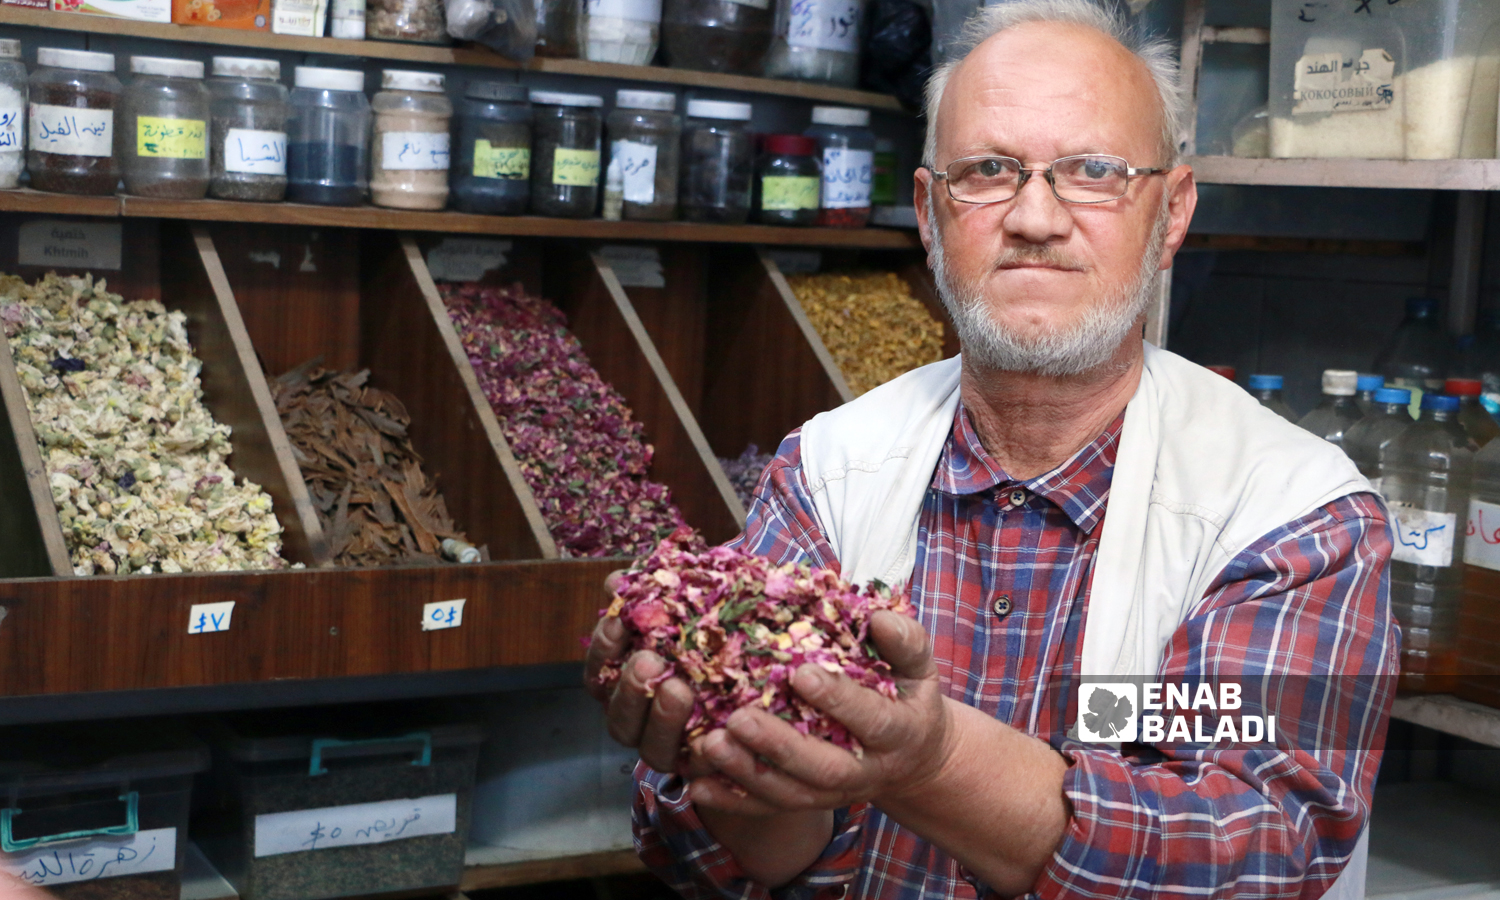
[309,732,432,776]
[0,791,139,853]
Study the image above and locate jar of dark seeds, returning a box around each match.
[679,98,753,224]
[27,48,121,196]
[529,90,602,218]
[209,56,288,202]
[120,56,211,199]
[451,81,531,215]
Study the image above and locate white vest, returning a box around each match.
[799,343,1374,900]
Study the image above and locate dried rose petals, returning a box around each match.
[717,444,775,510]
[598,527,915,757]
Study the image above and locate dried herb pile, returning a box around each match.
[597,527,914,756]
[271,361,469,567]
[789,271,946,396]
[0,272,289,575]
[442,282,687,558]
[718,444,775,510]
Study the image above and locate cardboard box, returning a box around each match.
[53,0,173,21]
[172,0,271,29]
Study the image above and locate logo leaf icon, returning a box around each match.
[1082,687,1134,738]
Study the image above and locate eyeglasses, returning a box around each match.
[927,155,1166,205]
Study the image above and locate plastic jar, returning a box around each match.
[765,0,864,86]
[661,0,773,74]
[871,136,896,206]
[0,40,26,190]
[805,105,873,227]
[530,90,603,218]
[209,57,288,202]
[286,66,371,206]
[755,133,819,225]
[604,89,679,221]
[119,57,211,200]
[680,99,752,224]
[27,48,121,196]
[367,0,448,43]
[370,69,452,211]
[452,81,532,215]
[537,0,583,56]
[584,0,661,65]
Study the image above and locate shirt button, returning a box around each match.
[993,595,1012,618]
[1009,489,1027,506]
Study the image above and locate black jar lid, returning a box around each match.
[466,81,529,103]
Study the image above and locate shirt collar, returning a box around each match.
[932,403,1123,534]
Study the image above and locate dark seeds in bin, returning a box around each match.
[47,873,179,900]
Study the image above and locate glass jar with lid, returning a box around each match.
[452,81,532,215]
[287,66,371,206]
[119,56,211,199]
[529,90,603,218]
[661,0,773,74]
[28,48,121,196]
[755,133,819,225]
[537,0,584,57]
[370,69,452,211]
[765,0,865,86]
[804,105,873,227]
[584,0,662,65]
[367,0,449,43]
[209,56,288,202]
[679,99,753,224]
[604,89,679,221]
[0,40,26,190]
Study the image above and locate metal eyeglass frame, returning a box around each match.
[925,154,1167,205]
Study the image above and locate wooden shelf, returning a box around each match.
[460,850,645,891]
[1390,694,1500,749]
[0,5,905,111]
[1188,156,1500,191]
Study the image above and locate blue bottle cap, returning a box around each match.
[1421,393,1460,412]
[1406,297,1439,318]
[1356,374,1384,392]
[1372,387,1411,405]
[1248,374,1283,390]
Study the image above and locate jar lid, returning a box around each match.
[529,90,603,108]
[763,134,817,156]
[686,99,751,121]
[616,89,676,112]
[212,56,280,80]
[382,69,444,92]
[36,48,115,73]
[131,56,205,79]
[1320,369,1358,396]
[466,81,528,103]
[810,105,870,127]
[295,66,365,92]
[0,40,20,61]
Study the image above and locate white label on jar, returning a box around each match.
[225,128,288,175]
[0,828,177,887]
[1390,502,1456,567]
[1292,49,1395,116]
[614,139,658,205]
[28,104,113,157]
[253,793,458,857]
[330,0,366,37]
[18,221,122,270]
[787,0,860,53]
[820,147,873,209]
[272,0,323,35]
[586,0,661,22]
[1466,498,1500,571]
[0,106,21,151]
[382,132,451,171]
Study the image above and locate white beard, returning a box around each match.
[928,192,1171,377]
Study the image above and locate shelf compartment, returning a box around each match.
[1187,156,1500,191]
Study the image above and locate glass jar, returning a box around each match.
[755,133,818,225]
[661,0,773,74]
[871,136,896,206]
[370,69,452,211]
[680,99,752,224]
[119,57,211,200]
[529,90,602,218]
[766,0,864,86]
[604,89,679,221]
[584,0,661,65]
[27,48,121,197]
[452,81,531,215]
[805,105,873,227]
[537,0,583,57]
[0,40,26,190]
[209,56,288,202]
[367,0,449,43]
[286,66,371,206]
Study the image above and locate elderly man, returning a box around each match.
[585,1,1398,898]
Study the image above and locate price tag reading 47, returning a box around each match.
[422,598,466,631]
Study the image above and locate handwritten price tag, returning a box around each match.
[422,598,466,631]
[473,142,529,180]
[552,148,600,186]
[1465,498,1500,571]
[820,147,873,209]
[787,0,861,53]
[29,104,113,157]
[0,106,21,151]
[225,128,287,175]
[188,601,235,634]
[1390,502,1456,568]
[0,829,177,887]
[381,131,450,171]
[253,794,457,857]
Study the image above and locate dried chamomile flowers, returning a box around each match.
[788,271,947,396]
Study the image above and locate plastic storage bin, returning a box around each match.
[0,725,208,900]
[530,90,603,218]
[369,69,452,211]
[198,711,483,900]
[286,66,371,206]
[680,98,753,223]
[1268,0,1500,159]
[120,55,211,199]
[605,89,680,221]
[208,56,289,202]
[584,0,662,64]
[452,81,532,215]
[27,48,121,196]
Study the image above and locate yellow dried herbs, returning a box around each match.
[788,271,946,396]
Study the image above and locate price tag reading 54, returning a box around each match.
[422,598,466,631]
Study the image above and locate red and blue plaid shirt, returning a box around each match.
[633,405,1398,900]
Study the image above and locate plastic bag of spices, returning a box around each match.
[446,0,538,60]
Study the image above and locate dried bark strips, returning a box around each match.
[787,271,946,396]
[0,272,290,575]
[442,282,687,558]
[271,362,470,567]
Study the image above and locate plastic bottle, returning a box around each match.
[1382,392,1475,693]
[1455,309,1500,418]
[1297,369,1362,448]
[1461,434,1500,698]
[1344,386,1414,492]
[1248,374,1297,423]
[1205,364,1236,380]
[1355,373,1384,414]
[1446,377,1500,448]
[1374,297,1449,413]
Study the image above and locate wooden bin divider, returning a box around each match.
[0,320,71,576]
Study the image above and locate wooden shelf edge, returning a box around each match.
[1390,694,1500,749]
[1187,155,1500,191]
[460,849,645,891]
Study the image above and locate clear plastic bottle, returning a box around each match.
[1456,309,1500,418]
[1355,373,1384,414]
[804,105,873,227]
[765,0,864,86]
[1382,392,1475,694]
[286,66,371,206]
[1345,386,1414,492]
[604,89,679,221]
[1297,369,1363,448]
[0,39,27,190]
[1248,373,1298,423]
[1445,378,1500,448]
[369,69,452,211]
[1461,433,1500,698]
[584,0,662,65]
[1374,296,1449,410]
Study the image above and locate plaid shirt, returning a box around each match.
[633,405,1398,900]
